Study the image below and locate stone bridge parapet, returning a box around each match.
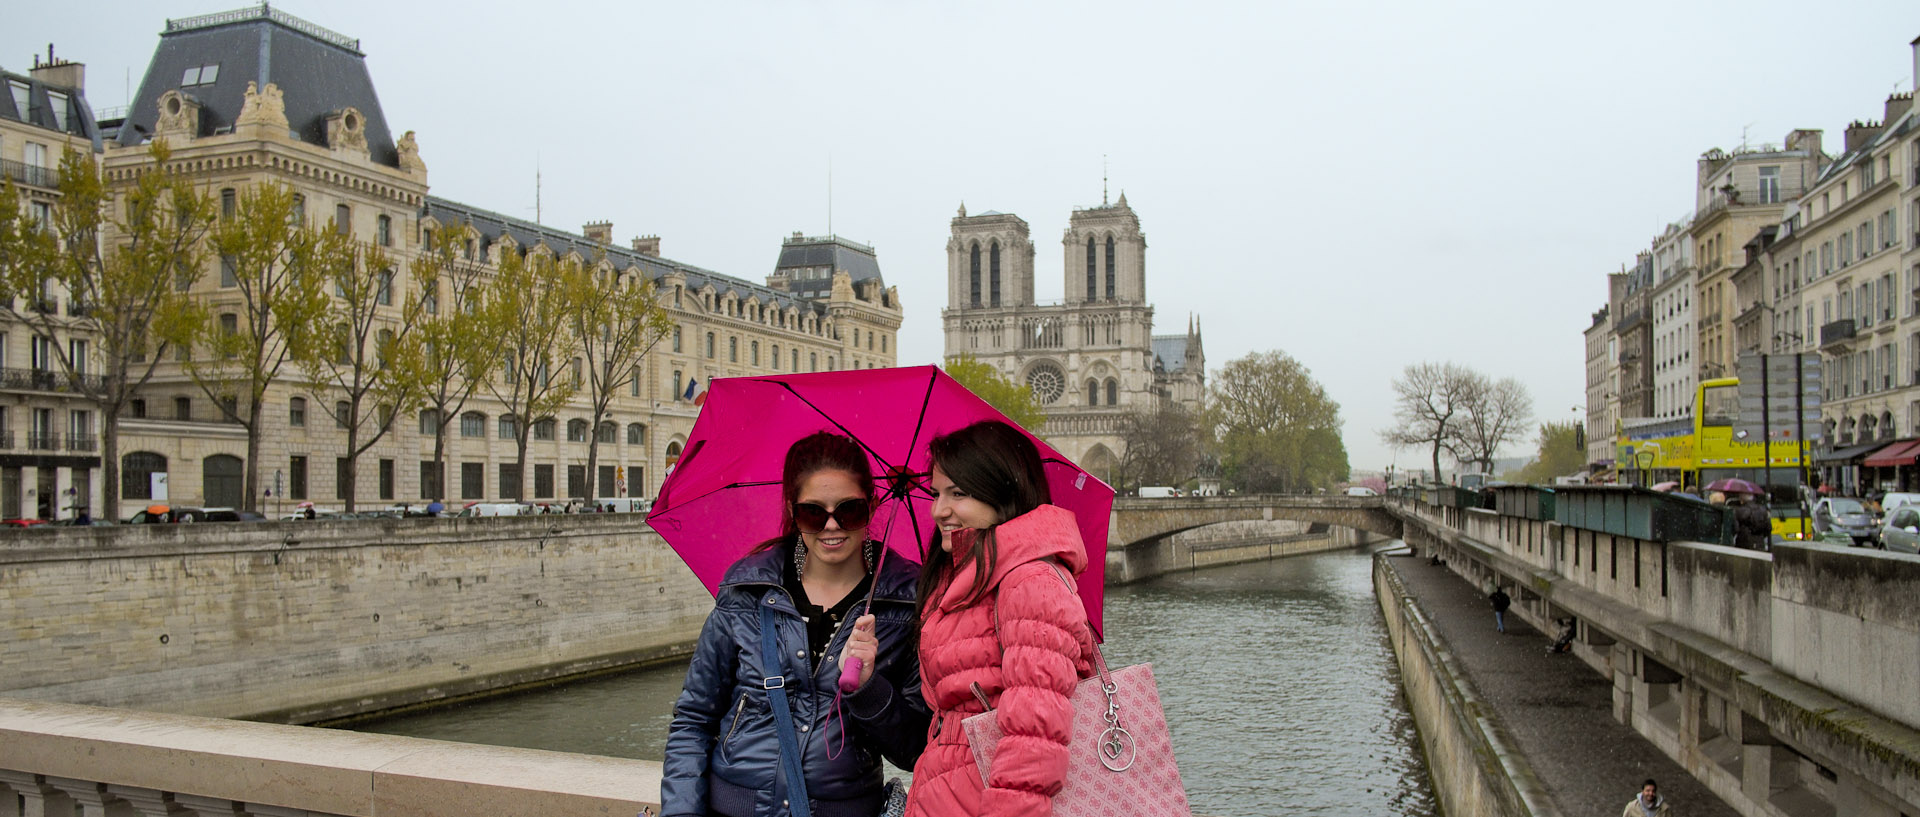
[1110,494,1403,546]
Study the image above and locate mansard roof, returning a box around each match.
[773,234,884,298]
[0,67,103,151]
[120,6,400,166]
[423,197,822,316]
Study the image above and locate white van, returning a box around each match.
[594,498,654,514]
[1138,486,1178,498]
[457,503,531,517]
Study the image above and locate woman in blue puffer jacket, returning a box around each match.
[662,431,928,817]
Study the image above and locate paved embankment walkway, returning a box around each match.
[1382,550,1741,817]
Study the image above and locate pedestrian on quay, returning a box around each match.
[1622,778,1670,816]
[1732,491,1773,551]
[1488,585,1511,633]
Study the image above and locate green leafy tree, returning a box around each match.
[182,182,330,511]
[408,226,505,502]
[1117,402,1203,491]
[943,354,1046,431]
[1208,350,1347,493]
[1506,421,1586,485]
[300,232,427,511]
[0,143,213,519]
[480,249,577,501]
[1383,362,1481,486]
[564,258,673,501]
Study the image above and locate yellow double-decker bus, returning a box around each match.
[1617,377,1812,536]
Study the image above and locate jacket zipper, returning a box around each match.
[725,694,748,742]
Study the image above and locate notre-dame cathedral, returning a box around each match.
[941,194,1204,484]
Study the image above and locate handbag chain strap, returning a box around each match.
[981,560,1137,773]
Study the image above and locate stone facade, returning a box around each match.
[1649,221,1696,420]
[940,195,1203,482]
[0,54,108,520]
[30,7,902,516]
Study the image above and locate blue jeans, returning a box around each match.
[1495,611,1505,632]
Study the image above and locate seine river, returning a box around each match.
[352,546,1437,816]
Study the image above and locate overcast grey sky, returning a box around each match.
[10,1,1920,472]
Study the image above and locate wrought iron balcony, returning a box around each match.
[66,435,97,452]
[0,159,57,190]
[0,432,14,448]
[0,367,108,394]
[26,433,61,451]
[1820,318,1857,349]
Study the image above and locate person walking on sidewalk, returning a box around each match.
[1622,778,1669,816]
[1488,585,1511,633]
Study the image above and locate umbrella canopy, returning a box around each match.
[1650,481,1681,492]
[295,500,315,509]
[1706,477,1765,496]
[145,504,169,515]
[425,501,446,514]
[648,366,1116,637]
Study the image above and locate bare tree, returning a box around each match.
[1117,402,1202,492]
[1449,376,1533,476]
[1383,362,1483,485]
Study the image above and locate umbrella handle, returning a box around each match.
[837,656,863,693]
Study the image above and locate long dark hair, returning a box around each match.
[916,420,1050,620]
[752,430,874,553]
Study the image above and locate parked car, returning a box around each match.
[2,518,48,527]
[1813,497,1880,546]
[456,503,532,517]
[1345,486,1379,497]
[1881,505,1920,553]
[125,506,255,524]
[1879,492,1920,513]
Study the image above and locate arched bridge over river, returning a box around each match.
[1110,494,1404,545]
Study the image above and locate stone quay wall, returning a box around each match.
[1373,553,1558,817]
[0,515,713,723]
[1105,518,1389,584]
[1398,499,1920,816]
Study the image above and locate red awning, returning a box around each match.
[1864,439,1920,468]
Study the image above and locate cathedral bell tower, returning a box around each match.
[945,203,1036,310]
[1062,192,1145,305]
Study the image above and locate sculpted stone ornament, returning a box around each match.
[236,81,287,129]
[155,90,200,138]
[326,106,370,156]
[396,130,426,173]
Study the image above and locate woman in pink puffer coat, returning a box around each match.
[908,420,1097,817]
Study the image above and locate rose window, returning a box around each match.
[1026,363,1065,405]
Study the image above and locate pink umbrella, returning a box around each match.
[647,366,1116,640]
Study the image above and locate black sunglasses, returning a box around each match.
[792,498,872,533]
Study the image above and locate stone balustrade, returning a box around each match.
[0,696,661,817]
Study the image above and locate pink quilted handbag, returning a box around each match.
[960,565,1193,816]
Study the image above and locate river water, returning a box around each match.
[352,546,1437,816]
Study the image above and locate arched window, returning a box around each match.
[567,418,590,442]
[1087,379,1099,406]
[1086,236,1097,299]
[499,413,518,440]
[122,451,167,499]
[597,421,618,444]
[627,423,646,445]
[969,243,982,306]
[461,411,485,438]
[1106,378,1118,406]
[1883,410,1896,439]
[376,269,394,305]
[1105,235,1116,299]
[989,241,1002,307]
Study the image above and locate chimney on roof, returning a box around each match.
[631,235,660,257]
[1844,120,1884,154]
[582,221,612,244]
[29,44,84,92]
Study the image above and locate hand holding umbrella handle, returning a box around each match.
[837,657,864,693]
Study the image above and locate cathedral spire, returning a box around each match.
[957,201,967,218]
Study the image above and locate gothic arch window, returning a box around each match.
[1086,235,1097,300]
[969,243,982,306]
[1087,379,1100,406]
[1105,235,1116,299]
[990,241,1002,307]
[1106,378,1118,406]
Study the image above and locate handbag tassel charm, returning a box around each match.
[1097,677,1135,772]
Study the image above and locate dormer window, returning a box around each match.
[181,64,220,86]
[8,82,27,119]
[45,91,67,131]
